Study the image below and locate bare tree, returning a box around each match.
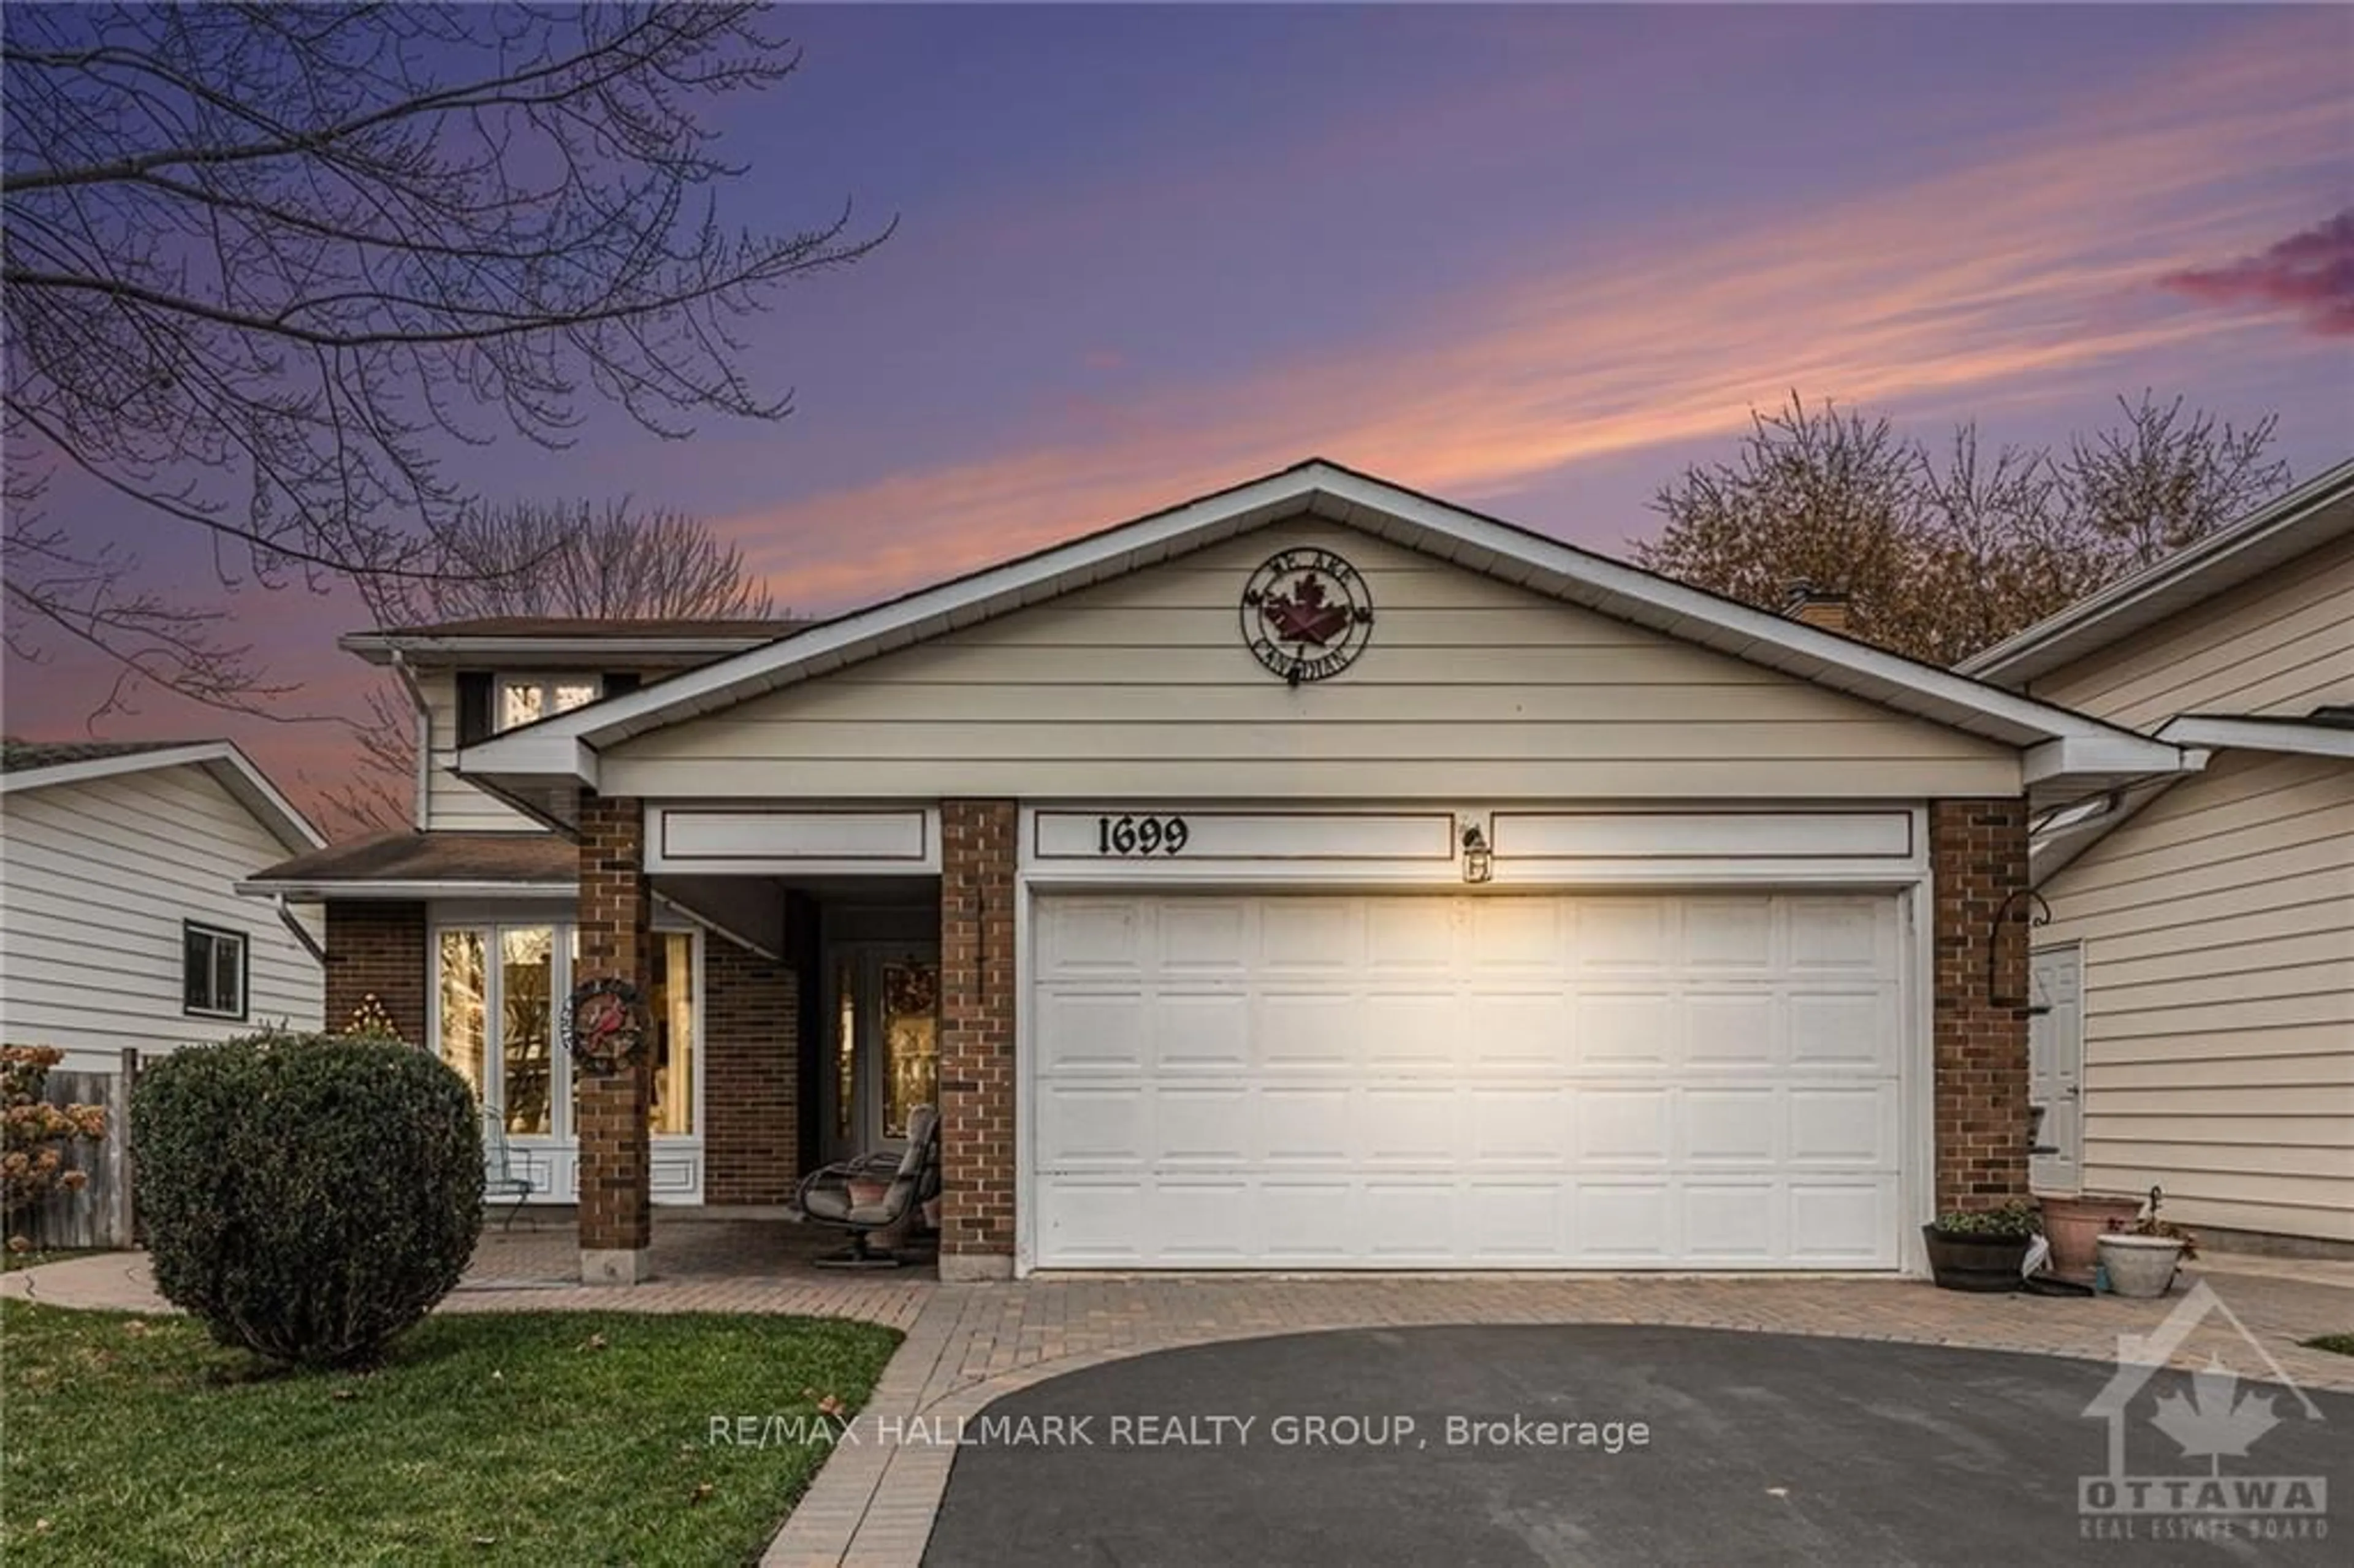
[2,3,880,720]
[2065,392,2290,569]
[409,498,774,622]
[1636,391,2293,666]
[313,497,777,837]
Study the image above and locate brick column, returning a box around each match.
[1929,799,2033,1212]
[577,792,653,1283]
[939,800,1017,1281]
[703,935,799,1204]
[324,900,426,1043]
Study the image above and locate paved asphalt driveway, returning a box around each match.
[925,1325,2350,1566]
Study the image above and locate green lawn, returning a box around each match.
[1,1302,901,1566]
[2309,1333,2354,1357]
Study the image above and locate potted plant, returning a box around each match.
[2038,1192,2145,1282]
[2096,1186,2196,1298]
[1922,1200,2042,1292]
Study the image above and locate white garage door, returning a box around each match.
[1030,892,1910,1269]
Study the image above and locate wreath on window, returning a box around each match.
[564,976,647,1073]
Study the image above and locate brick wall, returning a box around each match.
[939,800,1017,1273]
[323,901,426,1043]
[1930,798,2033,1212]
[703,935,799,1205]
[576,792,652,1261]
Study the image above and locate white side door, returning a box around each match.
[2028,944,2083,1194]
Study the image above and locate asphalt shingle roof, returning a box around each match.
[0,738,207,774]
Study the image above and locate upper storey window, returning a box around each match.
[496,676,600,733]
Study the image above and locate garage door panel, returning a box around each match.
[1577,1087,1672,1164]
[1685,1183,1779,1261]
[1683,992,1777,1067]
[1468,1087,1571,1164]
[1466,991,1569,1067]
[1788,991,1893,1067]
[1789,1183,1889,1262]
[1362,1087,1458,1164]
[1364,991,1458,1066]
[1032,891,1908,1269]
[1037,991,1150,1072]
[1575,1184,1676,1260]
[1152,991,1251,1071]
[1156,1087,1252,1165]
[1683,899,1775,968]
[1683,1088,1779,1163]
[1578,990,1678,1067]
[1035,1084,1147,1168]
[1787,1086,1899,1166]
[1258,1087,1353,1163]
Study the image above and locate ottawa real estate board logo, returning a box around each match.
[2079,1280,2328,1542]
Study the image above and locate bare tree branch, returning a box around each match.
[2,2,881,718]
[1635,390,2295,666]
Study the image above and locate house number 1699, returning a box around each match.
[1096,814,1190,856]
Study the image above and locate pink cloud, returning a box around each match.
[2160,210,2354,336]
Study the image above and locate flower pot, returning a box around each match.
[2038,1193,2143,1282]
[2097,1233,2184,1298]
[1922,1224,2032,1292]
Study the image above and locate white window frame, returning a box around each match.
[427,913,703,1146]
[493,673,604,735]
[181,920,249,1019]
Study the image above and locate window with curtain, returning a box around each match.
[496,676,601,733]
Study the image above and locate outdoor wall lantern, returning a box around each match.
[1460,824,1493,885]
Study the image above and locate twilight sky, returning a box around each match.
[7,4,2352,821]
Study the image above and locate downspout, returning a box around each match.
[273,895,328,965]
[387,647,431,829]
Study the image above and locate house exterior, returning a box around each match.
[239,617,806,1211]
[257,460,2196,1284]
[1962,460,2354,1252]
[1,739,325,1071]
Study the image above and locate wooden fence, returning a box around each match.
[10,1049,137,1250]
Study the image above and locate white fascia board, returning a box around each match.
[2,741,324,851]
[2157,715,2354,759]
[459,459,2162,785]
[340,633,779,666]
[459,731,601,790]
[2022,733,2199,788]
[1962,459,2354,683]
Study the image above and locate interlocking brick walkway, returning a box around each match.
[10,1222,2350,1567]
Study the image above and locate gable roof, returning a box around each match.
[0,739,322,853]
[1960,458,2354,687]
[461,459,2191,813]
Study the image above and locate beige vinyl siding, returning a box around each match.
[2028,529,2354,727]
[419,668,538,832]
[0,766,324,1071]
[603,521,2019,801]
[2036,748,2354,1241]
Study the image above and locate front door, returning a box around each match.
[2029,945,2084,1194]
[823,945,942,1163]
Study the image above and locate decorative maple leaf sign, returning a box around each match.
[1264,574,1352,646]
[2149,1358,2281,1476]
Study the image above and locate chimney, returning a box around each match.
[1783,580,1851,635]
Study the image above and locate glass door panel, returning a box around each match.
[500,927,555,1135]
[880,957,940,1140]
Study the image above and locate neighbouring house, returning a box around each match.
[1,739,325,1071]
[1961,459,2354,1253]
[254,460,2198,1284]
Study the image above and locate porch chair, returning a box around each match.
[794,1105,940,1269]
[480,1106,537,1228]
